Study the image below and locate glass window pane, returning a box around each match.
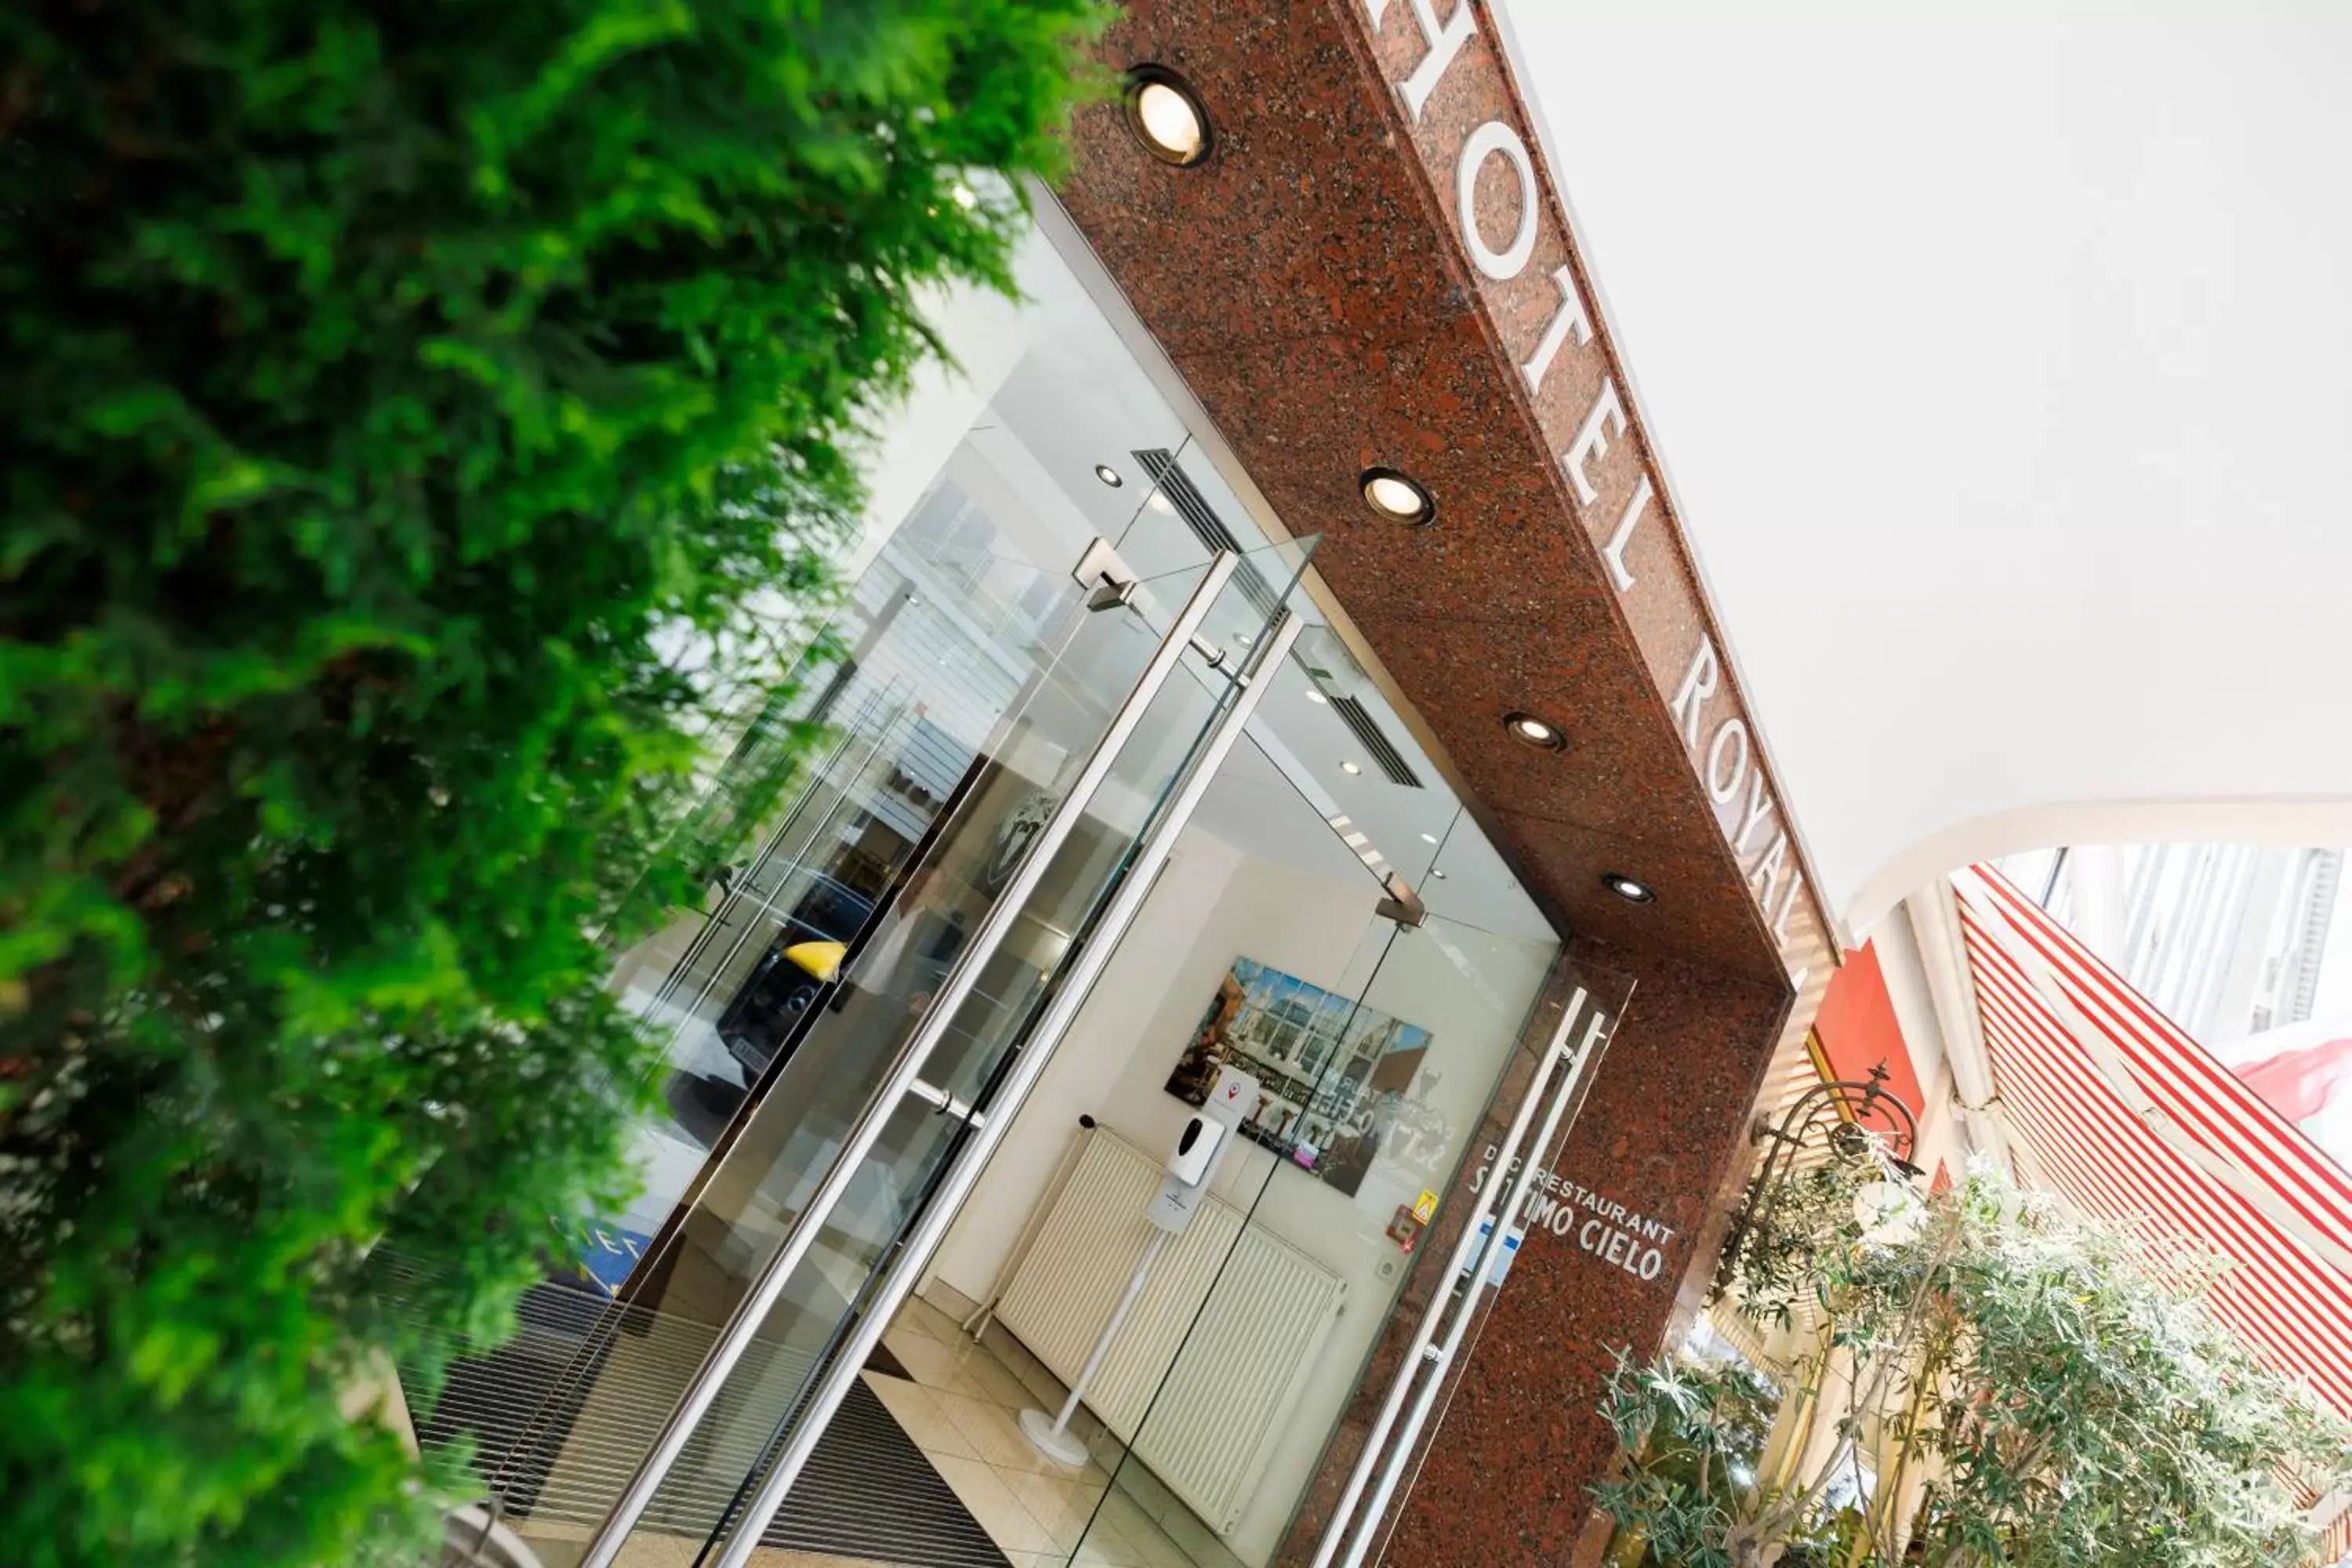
[863,644,1595,1568]
[493,558,1254,1567]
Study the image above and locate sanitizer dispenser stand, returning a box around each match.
[1019,1065,1261,1466]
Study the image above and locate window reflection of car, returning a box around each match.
[717,873,877,1076]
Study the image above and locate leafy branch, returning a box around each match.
[1600,1166,2352,1568]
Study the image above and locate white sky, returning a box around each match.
[1496,2,2352,921]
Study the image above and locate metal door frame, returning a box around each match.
[576,552,1243,1566]
[1311,995,1614,1568]
[705,604,1306,1566]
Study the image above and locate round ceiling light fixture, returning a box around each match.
[1503,710,1566,750]
[1094,463,1123,488]
[1601,872,1655,905]
[1359,466,1436,527]
[1123,66,1214,167]
[1339,760,1363,776]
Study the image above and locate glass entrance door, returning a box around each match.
[1040,731,1624,1568]
[487,515,1308,1567]
[368,209,1339,1568]
[775,591,1617,1568]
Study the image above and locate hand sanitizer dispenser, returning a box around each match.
[1165,1113,1226,1185]
[1145,1063,1259,1235]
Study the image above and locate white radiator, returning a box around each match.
[994,1127,1347,1535]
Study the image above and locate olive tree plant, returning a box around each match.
[1597,1163,2352,1568]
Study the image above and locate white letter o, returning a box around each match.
[1707,718,1750,806]
[1455,120,1540,281]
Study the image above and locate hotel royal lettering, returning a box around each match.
[1356,0,1830,989]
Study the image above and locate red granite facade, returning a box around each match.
[1049,1,1835,1562]
[1336,942,1788,1564]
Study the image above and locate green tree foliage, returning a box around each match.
[1598,1352,1792,1568]
[0,2,1103,1563]
[1599,1166,2352,1568]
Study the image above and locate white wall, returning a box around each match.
[927,821,1556,1565]
[926,833,1375,1311]
[1497,2,2352,927]
[927,826,1250,1303]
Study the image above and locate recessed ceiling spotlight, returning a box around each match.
[1339,760,1363,776]
[1419,832,1439,845]
[1147,491,1176,514]
[1304,689,1327,705]
[1123,66,1213,167]
[1359,466,1436,527]
[1602,872,1655,904]
[1504,711,1566,750]
[1094,463,1123,488]
[1432,869,1448,880]
[1233,631,1254,646]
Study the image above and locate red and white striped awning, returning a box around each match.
[1952,865,2352,1424]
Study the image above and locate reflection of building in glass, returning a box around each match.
[2001,844,2347,1046]
[620,482,1087,1159]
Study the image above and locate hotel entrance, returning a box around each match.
[393,212,1610,1568]
[843,659,1618,1568]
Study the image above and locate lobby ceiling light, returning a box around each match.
[1602,872,1655,905]
[1123,66,1213,167]
[1420,832,1439,844]
[1504,711,1566,750]
[1304,688,1327,705]
[1359,466,1436,527]
[1094,463,1123,488]
[1340,760,1363,776]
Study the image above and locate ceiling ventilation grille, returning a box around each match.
[1133,453,1421,789]
[1132,448,1284,622]
[1328,695,1422,788]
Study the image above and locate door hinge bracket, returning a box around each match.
[1376,873,1426,929]
[1073,538,1142,612]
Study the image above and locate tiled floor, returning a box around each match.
[579,1297,1228,1568]
[848,1297,1218,1568]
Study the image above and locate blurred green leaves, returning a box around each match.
[0,0,1105,1562]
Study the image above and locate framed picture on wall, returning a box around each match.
[1164,956,1432,1198]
